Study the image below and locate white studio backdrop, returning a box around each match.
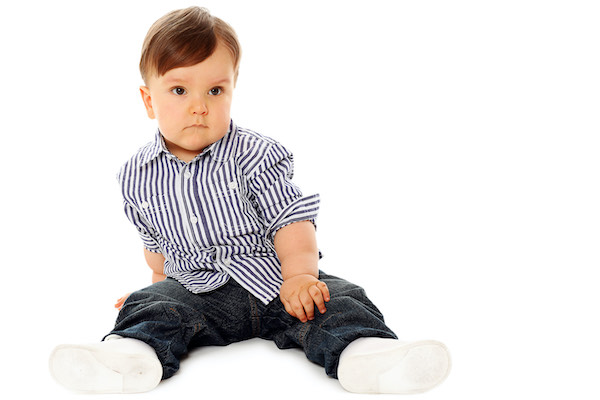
[1,0,599,398]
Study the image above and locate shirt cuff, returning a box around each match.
[266,193,320,241]
[139,233,161,253]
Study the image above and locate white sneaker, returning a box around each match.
[337,338,451,394]
[49,336,163,393]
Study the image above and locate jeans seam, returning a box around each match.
[249,293,261,337]
[317,311,341,329]
[297,321,311,346]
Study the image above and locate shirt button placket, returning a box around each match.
[184,169,199,225]
[179,166,199,240]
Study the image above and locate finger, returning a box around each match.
[300,291,316,321]
[114,297,124,309]
[281,298,297,319]
[291,298,308,322]
[309,285,327,314]
[318,281,330,302]
[114,293,132,309]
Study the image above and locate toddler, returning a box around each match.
[49,7,450,394]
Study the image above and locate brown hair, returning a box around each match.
[139,7,241,83]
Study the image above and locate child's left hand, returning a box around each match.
[280,274,330,323]
[114,293,131,311]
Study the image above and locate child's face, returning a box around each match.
[140,43,235,162]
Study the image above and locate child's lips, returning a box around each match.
[187,123,208,129]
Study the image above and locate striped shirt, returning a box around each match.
[118,121,320,304]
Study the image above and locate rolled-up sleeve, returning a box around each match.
[247,142,320,242]
[123,200,162,253]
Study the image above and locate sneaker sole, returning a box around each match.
[49,344,162,394]
[338,340,451,394]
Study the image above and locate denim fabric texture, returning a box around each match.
[108,271,397,380]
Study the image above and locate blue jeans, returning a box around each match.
[107,271,397,380]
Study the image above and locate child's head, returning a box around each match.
[139,6,241,84]
[139,7,240,162]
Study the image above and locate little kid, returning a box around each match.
[49,7,451,394]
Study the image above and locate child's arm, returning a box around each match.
[115,249,166,310]
[275,220,330,323]
[144,248,167,283]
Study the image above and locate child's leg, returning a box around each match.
[259,271,450,394]
[109,278,257,377]
[50,278,255,393]
[105,278,210,380]
[260,272,397,375]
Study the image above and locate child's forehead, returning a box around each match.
[157,45,235,84]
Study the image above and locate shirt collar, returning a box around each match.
[140,120,238,166]
[207,120,238,163]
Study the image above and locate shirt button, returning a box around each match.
[190,216,198,224]
[184,171,192,179]
[223,258,232,266]
[228,181,237,190]
[141,201,149,209]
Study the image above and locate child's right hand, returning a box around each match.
[114,293,131,311]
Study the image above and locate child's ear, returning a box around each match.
[140,86,155,119]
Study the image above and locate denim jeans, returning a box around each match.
[107,271,397,380]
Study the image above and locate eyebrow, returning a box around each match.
[210,78,233,86]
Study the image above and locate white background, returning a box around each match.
[1,0,599,398]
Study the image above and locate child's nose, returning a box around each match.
[189,98,208,115]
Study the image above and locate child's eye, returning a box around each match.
[171,87,187,95]
[208,87,223,96]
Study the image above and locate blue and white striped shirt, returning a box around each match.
[118,121,320,304]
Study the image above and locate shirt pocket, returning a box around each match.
[139,194,169,217]
[137,193,170,232]
[211,178,262,237]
